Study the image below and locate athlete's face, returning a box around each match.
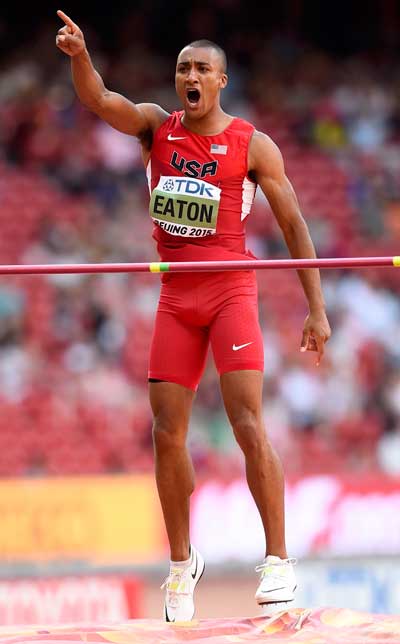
[175,46,227,118]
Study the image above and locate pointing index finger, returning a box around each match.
[57,9,77,29]
[315,335,325,366]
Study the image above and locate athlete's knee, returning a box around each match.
[230,409,266,454]
[152,412,187,450]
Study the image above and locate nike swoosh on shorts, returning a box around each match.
[232,342,253,351]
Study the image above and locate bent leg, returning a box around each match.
[150,381,196,562]
[220,370,287,559]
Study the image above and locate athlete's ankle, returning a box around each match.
[266,547,288,559]
[170,545,191,564]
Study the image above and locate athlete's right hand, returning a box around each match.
[56,10,85,57]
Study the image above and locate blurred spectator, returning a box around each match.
[0,13,399,477]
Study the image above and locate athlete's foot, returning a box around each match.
[255,555,297,613]
[162,545,205,622]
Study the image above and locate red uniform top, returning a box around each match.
[147,110,257,263]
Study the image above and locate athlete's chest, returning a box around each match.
[152,134,244,182]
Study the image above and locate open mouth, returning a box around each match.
[187,88,201,105]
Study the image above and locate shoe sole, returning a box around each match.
[259,601,293,617]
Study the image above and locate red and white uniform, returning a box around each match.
[147,111,264,390]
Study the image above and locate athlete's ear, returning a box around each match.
[220,73,228,89]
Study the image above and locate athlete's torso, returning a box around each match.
[147,110,257,263]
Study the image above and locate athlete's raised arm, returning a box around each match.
[249,130,331,365]
[56,10,168,141]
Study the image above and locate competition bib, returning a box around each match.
[149,176,221,237]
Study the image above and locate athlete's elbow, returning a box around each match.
[78,89,109,115]
[280,213,310,243]
[278,213,302,236]
[75,94,100,114]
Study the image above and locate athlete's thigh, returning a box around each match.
[149,307,209,392]
[209,294,264,376]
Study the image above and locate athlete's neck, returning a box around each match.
[181,107,233,136]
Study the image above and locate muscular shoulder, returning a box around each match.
[248,129,284,182]
[137,103,170,149]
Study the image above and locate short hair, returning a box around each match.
[183,39,227,73]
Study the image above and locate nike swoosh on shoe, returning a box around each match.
[191,549,198,580]
[258,585,286,593]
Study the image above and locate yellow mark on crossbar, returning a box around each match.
[149,263,161,273]
[393,256,400,267]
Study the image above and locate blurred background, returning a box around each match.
[0,0,399,625]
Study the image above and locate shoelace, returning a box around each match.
[161,568,191,605]
[255,557,297,580]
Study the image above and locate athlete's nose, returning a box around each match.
[186,66,199,83]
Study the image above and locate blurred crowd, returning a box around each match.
[0,22,400,479]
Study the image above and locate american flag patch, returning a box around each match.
[210,143,227,155]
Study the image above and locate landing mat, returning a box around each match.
[0,608,399,643]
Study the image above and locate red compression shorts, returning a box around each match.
[148,271,264,391]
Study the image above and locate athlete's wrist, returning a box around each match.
[307,300,326,315]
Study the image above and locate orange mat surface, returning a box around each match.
[0,608,399,643]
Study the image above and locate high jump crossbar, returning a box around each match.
[0,256,398,275]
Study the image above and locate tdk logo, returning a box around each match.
[164,178,217,198]
[162,179,174,191]
[171,151,218,178]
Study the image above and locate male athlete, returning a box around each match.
[56,10,331,622]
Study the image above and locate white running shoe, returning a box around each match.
[255,555,297,607]
[161,545,205,622]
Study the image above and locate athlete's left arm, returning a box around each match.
[248,130,331,365]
